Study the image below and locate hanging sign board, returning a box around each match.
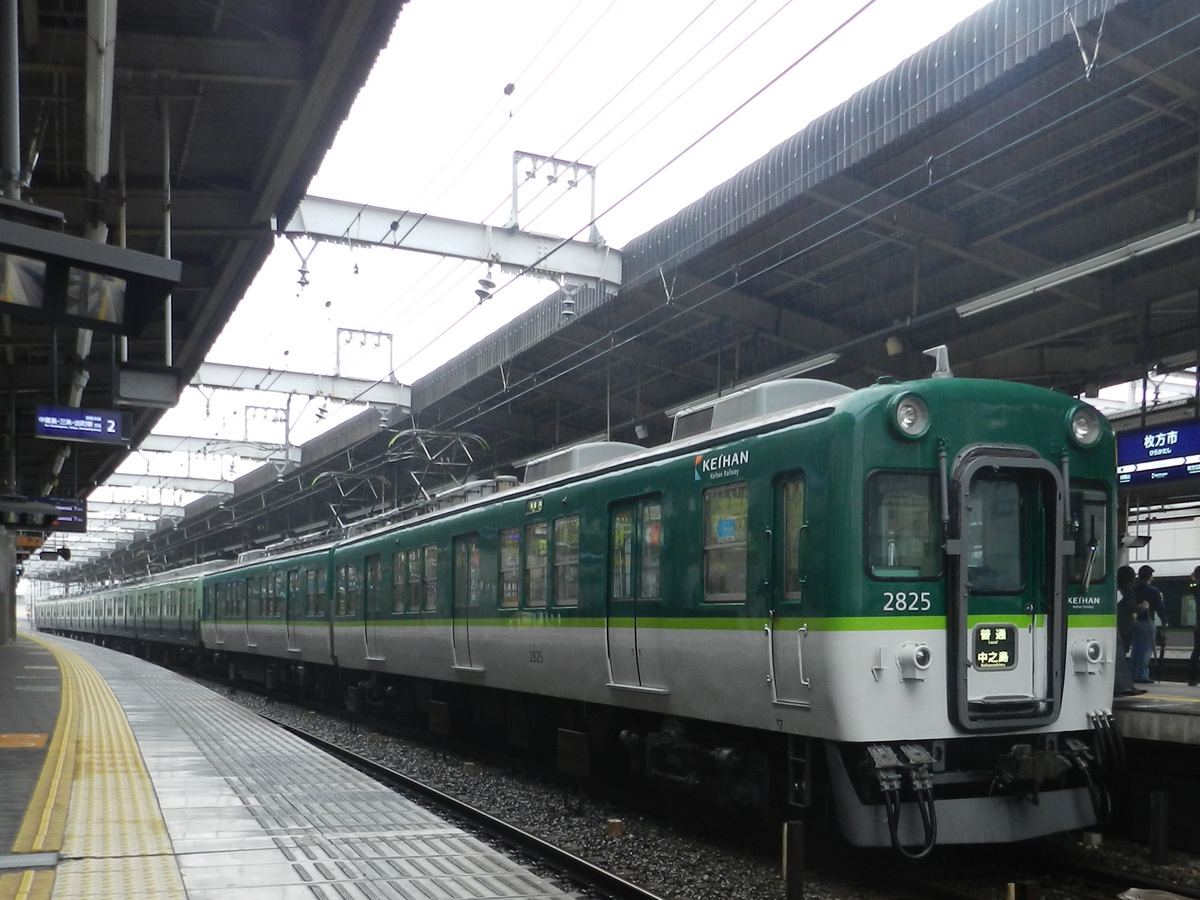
[1116,421,1200,487]
[35,406,129,445]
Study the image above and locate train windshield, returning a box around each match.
[865,472,941,579]
[965,478,1023,594]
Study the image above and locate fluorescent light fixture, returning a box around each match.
[956,216,1200,318]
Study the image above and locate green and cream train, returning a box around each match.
[36,357,1120,855]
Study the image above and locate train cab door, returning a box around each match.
[768,476,810,706]
[451,534,484,671]
[363,554,386,662]
[946,448,1066,731]
[605,498,668,692]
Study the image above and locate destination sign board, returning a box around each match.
[35,406,129,445]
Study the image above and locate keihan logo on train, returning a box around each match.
[694,450,749,481]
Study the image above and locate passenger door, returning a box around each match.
[286,568,302,652]
[605,498,667,692]
[452,534,483,671]
[768,477,809,705]
[364,554,386,661]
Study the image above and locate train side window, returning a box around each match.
[500,528,521,608]
[554,515,580,607]
[391,551,406,613]
[612,509,634,599]
[781,478,806,599]
[525,522,548,608]
[1069,486,1110,585]
[317,567,328,616]
[965,478,1023,593]
[404,548,421,612]
[610,498,662,600]
[423,544,439,611]
[866,472,941,579]
[704,482,748,602]
[248,576,261,618]
[454,534,482,609]
[336,565,348,616]
[234,579,247,618]
[365,554,383,617]
[642,502,663,598]
[274,571,286,617]
[287,569,300,618]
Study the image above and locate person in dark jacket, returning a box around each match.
[1115,565,1141,696]
[1188,565,1200,686]
[1132,565,1167,683]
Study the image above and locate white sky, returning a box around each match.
[50,0,1005,566]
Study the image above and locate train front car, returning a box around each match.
[819,366,1116,855]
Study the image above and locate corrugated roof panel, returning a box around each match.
[622,0,1127,287]
[411,0,1130,411]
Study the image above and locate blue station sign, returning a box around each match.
[35,406,129,445]
[1117,420,1200,487]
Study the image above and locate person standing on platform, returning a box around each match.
[1115,565,1142,696]
[1132,565,1166,684]
[1188,564,1200,686]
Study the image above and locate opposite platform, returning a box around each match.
[11,628,576,900]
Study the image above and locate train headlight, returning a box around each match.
[889,393,930,439]
[1067,405,1102,448]
[898,642,932,680]
[1070,638,1104,674]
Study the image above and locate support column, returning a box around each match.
[1,0,20,200]
[1,534,16,643]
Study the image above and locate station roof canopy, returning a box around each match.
[24,0,1200,581]
[3,1,406,504]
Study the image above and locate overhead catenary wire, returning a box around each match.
[380,0,770,375]
[303,0,602,377]
[345,0,885,400]
[365,0,752,367]
[515,0,794,233]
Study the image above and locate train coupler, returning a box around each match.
[866,744,903,793]
[991,743,1074,803]
[864,743,939,859]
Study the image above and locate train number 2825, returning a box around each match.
[882,591,931,612]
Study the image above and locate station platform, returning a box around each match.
[0,627,573,899]
[1114,679,1200,744]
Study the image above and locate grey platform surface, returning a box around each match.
[1114,678,1200,745]
[51,636,576,900]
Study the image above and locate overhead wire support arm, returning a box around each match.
[507,150,601,245]
[278,195,622,290]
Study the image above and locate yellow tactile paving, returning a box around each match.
[0,869,54,900]
[15,637,186,900]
